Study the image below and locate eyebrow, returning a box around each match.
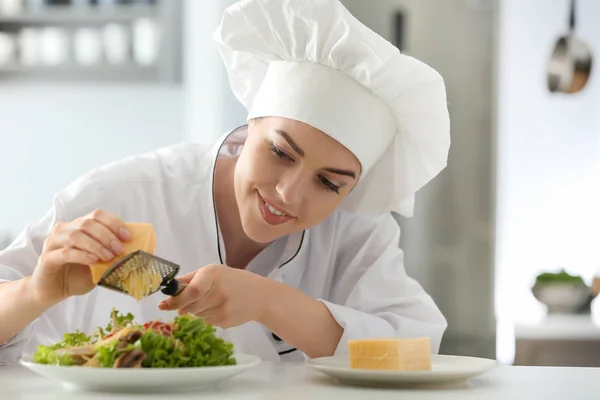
[323,167,356,179]
[276,129,304,157]
[275,129,358,180]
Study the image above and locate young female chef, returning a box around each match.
[0,0,450,363]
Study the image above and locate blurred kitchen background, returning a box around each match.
[0,0,599,367]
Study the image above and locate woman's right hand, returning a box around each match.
[30,209,132,307]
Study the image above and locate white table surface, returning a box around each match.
[1,361,598,400]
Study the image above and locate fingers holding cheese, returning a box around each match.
[30,207,155,305]
[85,208,132,243]
[88,222,156,284]
[61,229,119,262]
[31,209,133,306]
[43,209,131,264]
[41,246,100,268]
[76,218,126,259]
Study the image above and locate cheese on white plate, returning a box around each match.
[348,337,432,371]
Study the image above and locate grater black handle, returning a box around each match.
[161,280,187,296]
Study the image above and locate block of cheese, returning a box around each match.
[348,338,432,371]
[89,222,156,284]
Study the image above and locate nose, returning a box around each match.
[275,169,309,207]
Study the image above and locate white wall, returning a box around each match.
[183,0,247,144]
[0,83,183,237]
[496,0,600,363]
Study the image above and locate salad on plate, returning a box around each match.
[32,308,237,369]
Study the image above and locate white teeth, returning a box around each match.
[265,201,288,217]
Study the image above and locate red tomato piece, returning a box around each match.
[143,321,173,336]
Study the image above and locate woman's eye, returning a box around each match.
[319,176,340,194]
[269,143,291,160]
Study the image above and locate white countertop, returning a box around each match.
[1,361,598,400]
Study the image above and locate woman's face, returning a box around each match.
[234,117,362,243]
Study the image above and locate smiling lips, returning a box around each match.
[257,192,295,225]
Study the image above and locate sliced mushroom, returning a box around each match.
[122,329,143,344]
[116,330,143,350]
[114,349,147,368]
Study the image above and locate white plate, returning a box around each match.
[19,354,260,393]
[307,354,498,388]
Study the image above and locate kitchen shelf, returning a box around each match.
[0,62,161,81]
[0,4,158,24]
[0,0,182,83]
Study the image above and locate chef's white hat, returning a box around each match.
[213,0,450,217]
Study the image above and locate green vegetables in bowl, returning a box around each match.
[535,269,585,285]
[33,308,237,368]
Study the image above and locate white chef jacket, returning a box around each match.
[0,126,447,365]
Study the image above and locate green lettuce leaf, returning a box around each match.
[106,308,136,332]
[140,315,236,368]
[32,330,90,365]
[61,331,91,347]
[33,344,77,366]
[139,329,188,368]
[32,310,237,368]
[172,314,236,367]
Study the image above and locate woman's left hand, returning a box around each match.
[158,264,269,328]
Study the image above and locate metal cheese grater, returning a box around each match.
[97,250,186,299]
